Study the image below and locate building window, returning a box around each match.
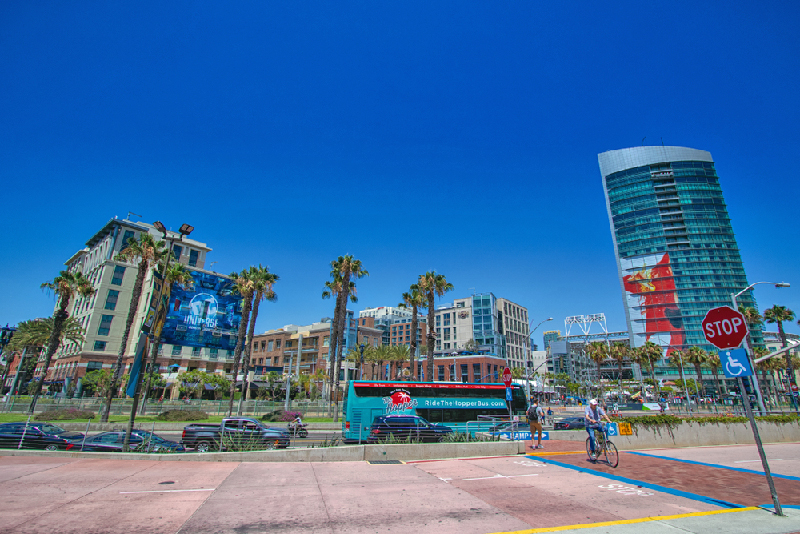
[97,315,113,336]
[93,341,106,351]
[192,347,201,356]
[121,230,135,247]
[104,290,119,311]
[474,363,481,383]
[261,341,266,351]
[189,249,199,267]
[268,340,274,351]
[438,365,445,381]
[111,265,125,285]
[444,327,450,340]
[443,315,450,326]
[87,361,103,371]
[172,346,182,356]
[460,364,468,383]
[210,348,219,358]
[172,244,182,260]
[276,340,281,349]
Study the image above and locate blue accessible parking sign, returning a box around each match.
[721,348,752,378]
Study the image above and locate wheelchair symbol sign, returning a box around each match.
[721,348,752,378]
[606,423,619,437]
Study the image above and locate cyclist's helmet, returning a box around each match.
[589,399,598,405]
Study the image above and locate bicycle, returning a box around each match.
[586,425,619,468]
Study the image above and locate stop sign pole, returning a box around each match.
[703,306,782,516]
[503,367,513,420]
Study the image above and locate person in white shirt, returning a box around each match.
[584,398,612,456]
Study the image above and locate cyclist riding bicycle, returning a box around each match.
[585,398,612,456]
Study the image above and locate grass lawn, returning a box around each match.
[0,413,336,425]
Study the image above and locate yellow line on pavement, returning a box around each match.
[489,506,759,533]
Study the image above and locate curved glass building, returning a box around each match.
[598,146,761,357]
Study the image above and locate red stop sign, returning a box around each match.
[502,367,512,386]
[702,306,748,350]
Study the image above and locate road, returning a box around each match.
[3,440,800,533]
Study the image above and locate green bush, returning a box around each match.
[156,410,209,421]
[260,410,287,422]
[34,408,95,421]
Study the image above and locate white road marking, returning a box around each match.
[119,488,215,494]
[463,474,539,481]
[734,459,783,463]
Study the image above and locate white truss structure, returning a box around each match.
[564,313,608,339]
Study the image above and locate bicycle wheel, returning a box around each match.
[604,440,619,468]
[585,437,596,461]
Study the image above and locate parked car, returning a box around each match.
[367,415,453,443]
[74,430,185,453]
[553,417,586,430]
[489,422,531,433]
[181,417,291,452]
[0,422,80,451]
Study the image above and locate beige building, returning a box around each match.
[38,216,229,393]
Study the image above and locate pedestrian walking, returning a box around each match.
[527,400,545,449]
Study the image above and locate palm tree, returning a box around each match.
[399,285,426,381]
[140,261,194,414]
[638,341,664,399]
[668,349,689,403]
[706,353,725,401]
[392,345,410,379]
[738,306,762,349]
[101,232,167,422]
[417,271,454,382]
[684,347,709,402]
[239,265,279,414]
[608,342,628,400]
[764,305,797,410]
[227,269,256,416]
[30,270,95,413]
[5,317,85,396]
[322,264,358,414]
[585,341,608,398]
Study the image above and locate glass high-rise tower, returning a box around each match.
[598,146,761,356]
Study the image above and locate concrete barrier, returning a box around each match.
[549,421,800,450]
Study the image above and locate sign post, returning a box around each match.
[706,307,782,516]
[503,367,513,422]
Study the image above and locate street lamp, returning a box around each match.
[524,318,553,401]
[732,281,791,414]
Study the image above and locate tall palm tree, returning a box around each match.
[30,270,94,413]
[738,306,762,350]
[399,284,426,381]
[322,265,357,413]
[585,341,608,398]
[417,271,454,382]
[684,346,709,402]
[140,261,194,414]
[668,349,689,402]
[239,265,279,414]
[706,353,724,401]
[227,269,256,416]
[329,256,368,422]
[764,305,797,410]
[608,342,628,400]
[102,232,167,422]
[638,341,664,398]
[392,344,410,379]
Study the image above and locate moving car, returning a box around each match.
[181,417,291,452]
[0,422,80,451]
[367,415,453,443]
[74,430,185,452]
[553,417,586,430]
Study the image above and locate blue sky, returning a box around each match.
[2,2,799,344]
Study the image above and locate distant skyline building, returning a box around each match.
[598,146,761,357]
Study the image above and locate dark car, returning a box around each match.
[489,422,531,433]
[367,415,453,443]
[0,422,80,451]
[553,417,586,430]
[75,431,185,453]
[181,418,291,452]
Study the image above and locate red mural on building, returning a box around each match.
[622,252,685,352]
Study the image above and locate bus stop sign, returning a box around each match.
[502,367,512,386]
[702,306,748,350]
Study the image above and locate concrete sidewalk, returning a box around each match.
[497,507,800,534]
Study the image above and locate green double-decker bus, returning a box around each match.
[342,380,529,442]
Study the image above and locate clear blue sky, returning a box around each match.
[2,2,799,344]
